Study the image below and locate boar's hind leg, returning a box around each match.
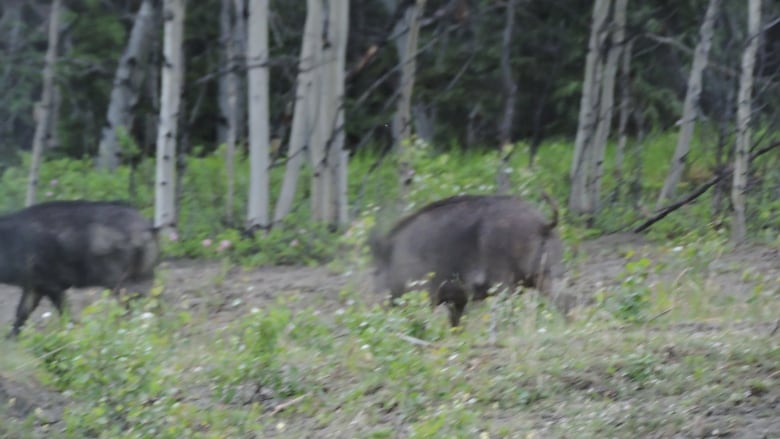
[8,289,44,339]
[43,288,67,316]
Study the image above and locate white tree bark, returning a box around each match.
[154,0,186,230]
[588,0,628,209]
[246,0,271,230]
[310,0,350,225]
[327,0,350,226]
[26,0,62,207]
[731,0,762,243]
[310,0,331,221]
[568,0,611,215]
[656,0,720,209]
[273,0,323,222]
[97,0,157,170]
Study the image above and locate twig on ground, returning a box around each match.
[646,308,673,324]
[270,394,308,416]
[395,332,434,347]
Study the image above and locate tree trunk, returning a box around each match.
[310,0,329,222]
[588,0,627,210]
[568,0,611,215]
[656,0,720,209]
[273,0,323,223]
[731,0,761,243]
[614,36,634,196]
[154,0,186,230]
[232,0,247,146]
[217,0,232,146]
[496,0,517,194]
[26,0,62,207]
[394,0,425,202]
[327,0,350,227]
[224,0,243,224]
[310,0,350,226]
[246,0,271,231]
[97,0,157,170]
[412,102,435,143]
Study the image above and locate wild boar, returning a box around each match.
[369,193,567,326]
[0,200,159,338]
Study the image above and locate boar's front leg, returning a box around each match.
[8,289,44,339]
[435,277,469,327]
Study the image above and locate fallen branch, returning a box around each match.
[645,307,673,324]
[270,394,308,416]
[634,140,780,233]
[395,332,434,347]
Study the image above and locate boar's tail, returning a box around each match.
[540,190,559,232]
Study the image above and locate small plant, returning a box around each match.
[599,257,654,323]
[210,306,306,404]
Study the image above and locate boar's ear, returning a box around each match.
[540,190,559,234]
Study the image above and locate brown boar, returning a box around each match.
[369,193,567,326]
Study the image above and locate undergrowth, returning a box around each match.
[8,255,778,438]
[0,132,777,268]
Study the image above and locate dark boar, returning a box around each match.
[369,193,567,326]
[0,200,159,338]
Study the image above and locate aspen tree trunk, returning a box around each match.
[588,0,627,209]
[496,0,517,195]
[312,0,349,226]
[154,0,186,230]
[310,0,331,222]
[568,0,611,215]
[217,0,232,145]
[224,0,243,223]
[232,0,247,145]
[656,0,720,209]
[327,0,349,226]
[614,36,633,194]
[26,0,62,207]
[273,0,322,222]
[246,0,270,230]
[395,0,425,201]
[97,0,157,170]
[731,0,762,243]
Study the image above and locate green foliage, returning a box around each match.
[20,294,196,438]
[210,306,305,403]
[598,257,655,323]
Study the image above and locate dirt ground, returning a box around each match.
[1,233,778,437]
